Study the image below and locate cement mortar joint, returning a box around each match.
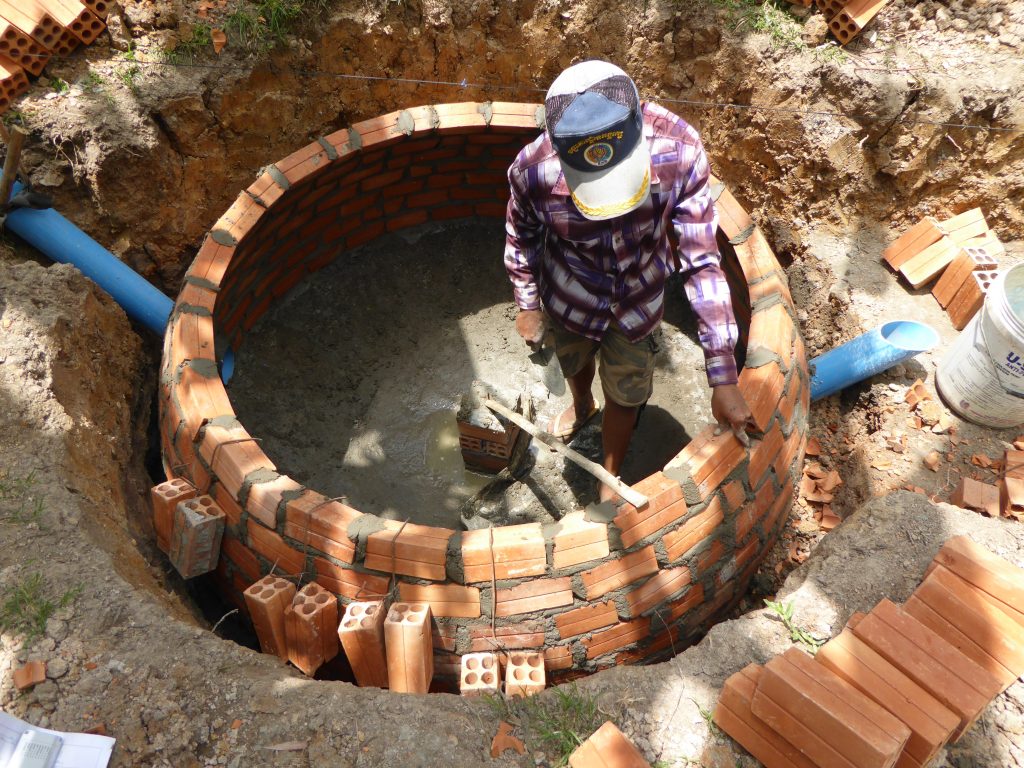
[159,103,810,676]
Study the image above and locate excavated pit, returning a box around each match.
[157,103,809,681]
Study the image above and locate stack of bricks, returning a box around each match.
[0,0,109,114]
[715,535,1024,767]
[158,106,809,678]
[883,208,1004,330]
[948,447,1024,523]
[816,0,889,45]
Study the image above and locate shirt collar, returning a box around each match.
[548,109,659,196]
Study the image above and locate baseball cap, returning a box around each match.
[545,60,651,221]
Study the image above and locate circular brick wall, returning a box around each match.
[159,102,809,679]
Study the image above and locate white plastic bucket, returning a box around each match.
[937,264,1024,428]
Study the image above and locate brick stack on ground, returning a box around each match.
[883,207,1005,330]
[155,103,809,679]
[0,0,109,114]
[715,535,1024,767]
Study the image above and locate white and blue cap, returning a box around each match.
[545,60,650,221]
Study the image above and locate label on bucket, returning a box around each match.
[937,313,1024,429]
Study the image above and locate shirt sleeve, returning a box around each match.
[671,136,740,387]
[503,163,545,312]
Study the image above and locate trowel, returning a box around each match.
[528,330,565,396]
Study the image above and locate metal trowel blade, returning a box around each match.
[529,337,565,396]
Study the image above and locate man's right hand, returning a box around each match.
[515,309,546,347]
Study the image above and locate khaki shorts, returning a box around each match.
[548,318,660,408]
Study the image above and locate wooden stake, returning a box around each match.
[0,126,27,209]
[483,398,648,509]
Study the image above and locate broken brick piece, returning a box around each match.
[12,661,46,691]
[568,721,651,768]
[338,600,389,688]
[504,651,545,697]
[460,652,500,696]
[284,582,339,677]
[490,722,526,758]
[384,602,434,693]
[150,478,198,554]
[950,477,1000,517]
[1002,477,1024,520]
[923,451,941,472]
[169,495,226,579]
[243,575,296,659]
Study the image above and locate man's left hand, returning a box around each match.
[711,383,755,447]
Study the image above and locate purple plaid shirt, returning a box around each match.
[504,102,739,387]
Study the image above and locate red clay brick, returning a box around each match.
[625,566,691,617]
[462,523,546,582]
[469,622,546,653]
[245,473,301,529]
[950,477,1000,517]
[670,427,746,500]
[554,600,618,639]
[244,575,295,659]
[364,520,453,581]
[735,480,775,544]
[663,498,724,563]
[151,478,197,554]
[285,582,339,677]
[384,602,434,693]
[222,534,260,581]
[568,721,650,768]
[748,302,794,371]
[313,557,389,601]
[283,491,358,565]
[932,535,1024,623]
[816,629,959,767]
[247,519,306,577]
[552,512,609,569]
[338,600,389,688]
[883,217,943,269]
[738,361,786,433]
[495,577,573,617]
[581,546,660,600]
[544,645,574,671]
[398,582,481,618]
[459,651,500,696]
[614,473,687,548]
[715,664,818,768]
[583,617,650,659]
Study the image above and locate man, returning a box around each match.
[503,59,753,503]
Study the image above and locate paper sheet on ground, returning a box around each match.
[0,712,114,768]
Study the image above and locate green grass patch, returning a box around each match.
[709,0,805,49]
[764,598,825,653]
[0,574,81,646]
[164,23,214,63]
[0,470,44,525]
[486,684,606,767]
[49,77,70,94]
[227,0,331,54]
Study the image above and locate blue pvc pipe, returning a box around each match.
[6,181,173,335]
[810,320,940,401]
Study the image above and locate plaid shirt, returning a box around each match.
[504,102,739,387]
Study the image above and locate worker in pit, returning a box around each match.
[503,59,753,503]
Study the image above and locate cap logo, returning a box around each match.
[583,142,614,167]
[566,130,624,156]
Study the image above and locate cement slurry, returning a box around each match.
[229,219,714,528]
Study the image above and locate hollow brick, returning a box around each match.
[469,622,546,653]
[338,600,389,688]
[244,575,296,659]
[614,473,686,548]
[283,491,358,565]
[900,235,959,289]
[285,582,339,677]
[950,477,999,517]
[222,534,260,581]
[747,301,794,371]
[552,512,610,569]
[151,478,197,554]
[932,535,1024,620]
[0,20,49,77]
[169,495,226,579]
[544,645,574,671]
[505,651,545,697]
[384,602,434,694]
[460,652,500,696]
[738,361,786,433]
